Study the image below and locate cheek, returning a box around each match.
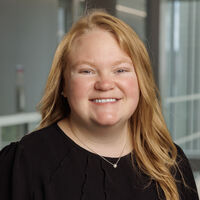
[65,78,92,100]
[120,76,140,99]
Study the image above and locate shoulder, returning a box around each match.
[20,123,69,154]
[175,144,195,176]
[0,124,59,198]
[0,123,71,169]
[174,144,193,177]
[174,144,199,199]
[20,123,57,148]
[175,144,190,169]
[1,124,58,160]
[0,124,50,162]
[0,142,18,171]
[0,123,74,195]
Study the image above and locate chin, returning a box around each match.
[92,117,120,127]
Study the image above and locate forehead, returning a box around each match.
[68,29,131,65]
[70,29,117,52]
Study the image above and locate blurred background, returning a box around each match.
[0,0,199,194]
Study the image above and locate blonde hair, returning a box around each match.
[37,10,179,200]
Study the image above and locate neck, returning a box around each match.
[60,116,133,157]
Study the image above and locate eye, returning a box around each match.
[117,69,126,73]
[79,69,95,75]
[116,68,129,73]
[80,70,92,74]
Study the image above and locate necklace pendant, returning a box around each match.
[113,164,117,168]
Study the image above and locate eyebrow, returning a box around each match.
[112,59,133,66]
[71,61,96,69]
[71,58,133,68]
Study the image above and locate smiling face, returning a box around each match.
[63,29,140,128]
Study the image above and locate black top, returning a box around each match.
[0,123,199,200]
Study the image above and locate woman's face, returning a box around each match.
[63,29,140,128]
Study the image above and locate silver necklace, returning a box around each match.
[69,122,127,168]
[74,134,127,168]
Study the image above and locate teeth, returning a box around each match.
[93,99,117,103]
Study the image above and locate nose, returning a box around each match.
[94,74,115,91]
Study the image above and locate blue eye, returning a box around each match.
[118,69,125,73]
[80,70,93,74]
[116,69,127,73]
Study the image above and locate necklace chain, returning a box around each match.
[69,121,127,168]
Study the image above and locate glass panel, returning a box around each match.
[160,0,200,143]
[160,1,200,190]
[116,0,146,41]
[0,0,58,116]
[160,0,200,184]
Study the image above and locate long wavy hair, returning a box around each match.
[37,10,179,200]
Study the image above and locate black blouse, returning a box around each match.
[0,123,199,200]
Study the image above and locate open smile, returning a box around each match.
[89,98,121,103]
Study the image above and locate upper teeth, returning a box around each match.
[93,99,117,103]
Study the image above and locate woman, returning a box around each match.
[0,10,199,200]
